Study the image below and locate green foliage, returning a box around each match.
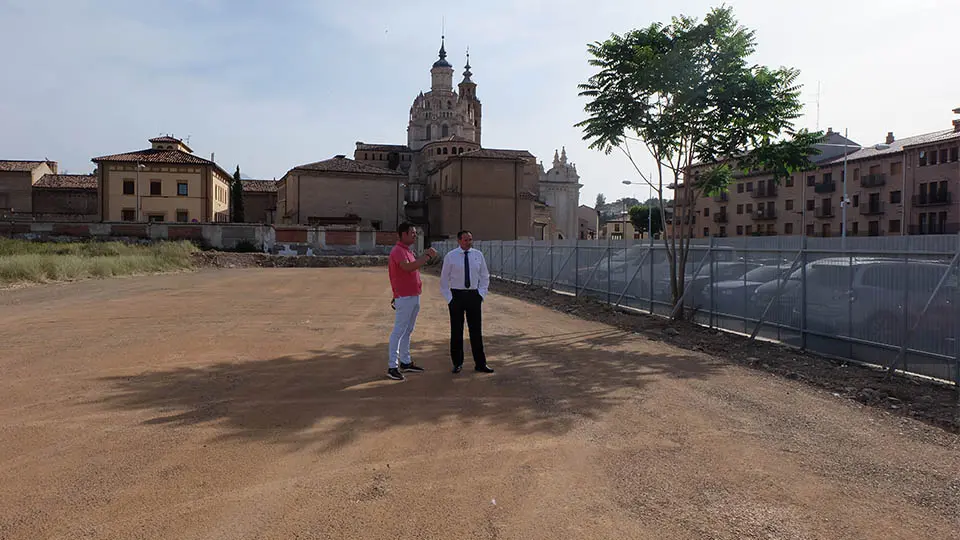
[628,205,663,236]
[0,240,197,285]
[231,166,245,223]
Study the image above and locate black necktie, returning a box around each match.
[463,250,470,288]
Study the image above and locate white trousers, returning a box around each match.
[388,295,421,369]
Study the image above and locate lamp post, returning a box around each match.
[622,180,651,240]
[135,162,145,222]
[817,131,890,246]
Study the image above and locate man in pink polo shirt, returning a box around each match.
[386,222,437,381]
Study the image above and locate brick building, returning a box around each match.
[240,179,278,224]
[679,109,960,238]
[0,160,57,216]
[32,174,98,221]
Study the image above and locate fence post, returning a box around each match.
[529,238,535,285]
[574,238,580,296]
[709,236,715,329]
[606,236,612,304]
[800,234,807,351]
[550,235,554,287]
[649,240,655,314]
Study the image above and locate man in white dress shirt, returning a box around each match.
[439,230,494,374]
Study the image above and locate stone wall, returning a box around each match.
[0,222,399,254]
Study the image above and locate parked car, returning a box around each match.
[701,265,794,317]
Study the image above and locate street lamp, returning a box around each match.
[135,162,146,222]
[622,180,651,241]
[817,130,890,244]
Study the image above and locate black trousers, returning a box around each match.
[449,289,486,367]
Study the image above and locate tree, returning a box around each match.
[231,166,245,223]
[577,5,821,317]
[595,192,606,209]
[628,204,663,237]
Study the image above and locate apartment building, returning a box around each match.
[93,136,232,223]
[681,109,960,238]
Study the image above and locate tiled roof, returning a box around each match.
[149,136,184,143]
[822,129,960,165]
[425,136,478,146]
[0,160,51,172]
[459,149,531,160]
[355,142,412,152]
[34,174,96,189]
[293,156,406,176]
[241,179,278,193]
[91,148,231,179]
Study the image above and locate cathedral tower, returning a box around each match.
[457,50,482,146]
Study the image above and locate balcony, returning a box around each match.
[814,182,837,194]
[750,185,778,198]
[860,174,887,188]
[713,192,729,203]
[751,208,777,221]
[713,212,728,223]
[859,202,885,215]
[814,206,834,218]
[912,191,953,207]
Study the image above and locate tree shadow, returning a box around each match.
[94,329,723,452]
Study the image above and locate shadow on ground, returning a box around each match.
[94,329,723,451]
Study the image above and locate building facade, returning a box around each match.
[32,174,98,221]
[578,205,599,239]
[679,111,960,238]
[93,136,231,223]
[277,156,405,229]
[240,179,278,224]
[0,160,57,216]
[538,147,582,240]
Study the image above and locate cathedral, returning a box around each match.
[352,37,582,241]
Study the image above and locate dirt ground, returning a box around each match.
[0,268,957,539]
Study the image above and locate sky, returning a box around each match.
[2,0,958,208]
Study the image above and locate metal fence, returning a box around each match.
[433,234,960,386]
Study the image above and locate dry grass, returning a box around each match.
[0,239,198,285]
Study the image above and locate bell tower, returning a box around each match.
[457,50,482,145]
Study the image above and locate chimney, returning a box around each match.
[885,132,895,144]
[826,127,833,135]
[954,120,960,133]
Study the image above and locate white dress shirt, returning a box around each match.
[440,247,490,303]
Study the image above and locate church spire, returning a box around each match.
[433,34,452,69]
[461,47,474,83]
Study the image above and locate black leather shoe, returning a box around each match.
[452,365,462,373]
[475,365,495,373]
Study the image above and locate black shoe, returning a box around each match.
[475,365,495,373]
[399,362,425,373]
[452,365,462,374]
[387,368,404,381]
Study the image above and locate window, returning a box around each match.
[746,203,753,214]
[919,151,927,166]
[745,225,753,235]
[719,226,726,236]
[807,175,815,186]
[150,181,161,195]
[736,225,744,236]
[940,149,949,164]
[703,207,710,217]
[147,213,164,222]
[852,194,859,208]
[121,209,135,221]
[807,199,815,211]
[123,180,135,195]
[951,147,959,162]
[806,224,815,236]
[177,182,188,196]
[823,172,833,183]
[890,161,902,176]
[746,182,753,192]
[737,183,744,193]
[736,204,743,214]
[852,221,859,235]
[176,210,189,223]
[890,190,901,204]
[703,227,709,237]
[442,147,448,155]
[786,177,794,187]
[785,199,794,211]
[442,124,449,137]
[784,222,793,234]
[890,219,901,234]
[930,149,939,165]
[371,220,382,231]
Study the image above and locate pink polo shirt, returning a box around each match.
[388,242,422,298]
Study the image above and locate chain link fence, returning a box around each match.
[433,234,960,386]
